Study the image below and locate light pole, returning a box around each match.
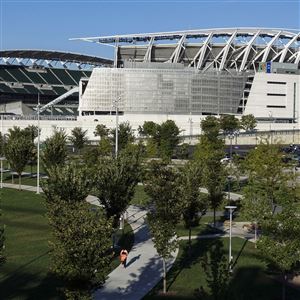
[113,97,120,158]
[36,93,41,194]
[0,157,4,189]
[225,205,237,272]
[268,111,273,144]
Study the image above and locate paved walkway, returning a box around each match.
[3,184,178,300]
[87,196,178,300]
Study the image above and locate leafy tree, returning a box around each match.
[94,124,109,138]
[6,126,24,139]
[0,132,5,157]
[219,115,240,134]
[242,142,290,212]
[181,161,208,255]
[157,120,180,159]
[258,206,300,300]
[111,122,135,154]
[42,130,67,171]
[24,125,39,142]
[138,121,158,137]
[201,239,230,300]
[42,164,112,299]
[175,143,190,159]
[5,134,34,189]
[93,145,142,227]
[0,191,5,266]
[144,161,183,293]
[240,114,257,132]
[195,117,225,226]
[69,127,88,154]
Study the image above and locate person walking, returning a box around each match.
[120,249,129,268]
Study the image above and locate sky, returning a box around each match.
[0,0,299,59]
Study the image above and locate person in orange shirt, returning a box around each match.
[120,249,129,268]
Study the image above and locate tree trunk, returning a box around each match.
[282,273,287,300]
[188,225,192,258]
[213,208,216,227]
[162,258,167,294]
[18,174,21,190]
[11,173,14,184]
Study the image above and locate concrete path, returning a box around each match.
[87,196,178,300]
[3,184,179,300]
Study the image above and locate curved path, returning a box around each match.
[3,184,178,300]
[87,196,178,300]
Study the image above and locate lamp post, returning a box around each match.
[0,157,4,189]
[269,111,273,144]
[113,97,120,158]
[225,205,237,272]
[36,93,40,194]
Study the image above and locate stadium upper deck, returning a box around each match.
[72,28,300,71]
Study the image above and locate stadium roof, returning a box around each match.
[0,49,113,69]
[72,28,300,71]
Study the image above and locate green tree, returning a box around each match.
[258,206,300,300]
[201,239,230,300]
[138,121,158,137]
[0,132,5,157]
[219,115,240,134]
[195,117,225,226]
[0,191,5,266]
[111,122,135,154]
[144,161,183,293]
[93,145,142,227]
[181,161,208,255]
[42,164,112,299]
[24,125,39,142]
[5,134,34,189]
[157,120,180,159]
[69,127,88,154]
[94,124,109,138]
[42,130,67,171]
[240,114,257,132]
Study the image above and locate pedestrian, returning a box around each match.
[120,249,128,268]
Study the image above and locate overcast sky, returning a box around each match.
[0,0,299,59]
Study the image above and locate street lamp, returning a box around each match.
[268,111,273,144]
[113,96,120,158]
[36,93,41,194]
[225,205,237,272]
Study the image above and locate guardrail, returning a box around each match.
[1,115,77,121]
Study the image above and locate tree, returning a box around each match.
[240,114,257,132]
[0,191,5,266]
[69,127,88,154]
[258,206,300,300]
[93,145,142,227]
[181,161,208,255]
[201,239,230,300]
[5,133,34,189]
[111,122,135,154]
[157,120,180,159]
[24,125,39,142]
[94,124,109,138]
[195,116,225,226]
[42,129,67,171]
[144,161,183,293]
[138,121,158,137]
[219,115,240,134]
[42,164,112,299]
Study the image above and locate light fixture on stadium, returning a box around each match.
[34,84,53,90]
[26,66,47,73]
[5,82,24,88]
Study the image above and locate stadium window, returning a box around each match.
[267,81,286,85]
[267,93,286,96]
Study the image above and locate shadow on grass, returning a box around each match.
[232,238,248,269]
[0,270,63,300]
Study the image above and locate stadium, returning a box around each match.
[0,28,299,138]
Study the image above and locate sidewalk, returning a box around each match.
[3,184,179,300]
[88,196,178,300]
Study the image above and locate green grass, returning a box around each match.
[175,219,223,237]
[131,185,150,206]
[0,188,63,300]
[144,238,300,300]
[0,188,135,299]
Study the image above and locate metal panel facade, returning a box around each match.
[80,68,247,115]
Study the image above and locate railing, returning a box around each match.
[1,115,77,121]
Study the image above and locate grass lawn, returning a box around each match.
[0,188,134,300]
[0,188,63,300]
[144,237,300,300]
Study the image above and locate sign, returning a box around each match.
[266,62,271,73]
